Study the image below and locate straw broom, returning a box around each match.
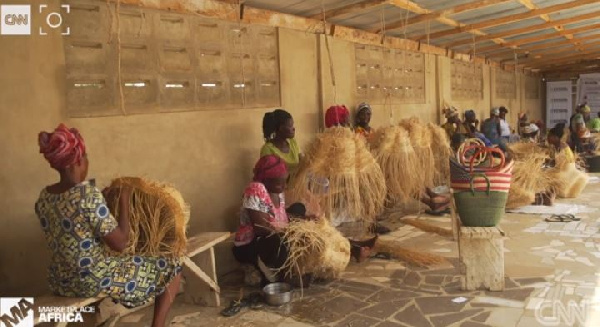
[290,127,387,223]
[104,177,188,257]
[370,126,421,204]
[279,218,350,279]
[402,218,453,238]
[373,239,448,268]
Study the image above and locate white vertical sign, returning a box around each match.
[546,81,572,129]
[577,73,600,116]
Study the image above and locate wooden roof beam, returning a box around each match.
[540,60,600,73]
[527,52,600,69]
[377,0,512,32]
[516,0,585,52]
[486,33,600,60]
[497,42,600,64]
[309,0,387,20]
[473,23,600,53]
[383,0,509,50]
[415,0,598,41]
[443,10,600,48]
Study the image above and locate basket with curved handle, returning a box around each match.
[458,140,487,166]
[468,173,491,196]
[469,147,506,173]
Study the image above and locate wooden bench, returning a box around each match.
[34,231,231,326]
[181,232,231,307]
[458,226,506,291]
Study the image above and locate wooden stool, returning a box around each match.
[458,226,506,291]
[182,232,231,307]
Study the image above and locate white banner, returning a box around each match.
[577,73,600,116]
[546,81,572,128]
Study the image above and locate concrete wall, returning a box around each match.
[0,3,542,295]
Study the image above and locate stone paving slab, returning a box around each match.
[109,176,600,327]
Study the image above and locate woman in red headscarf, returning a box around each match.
[35,124,181,327]
[233,155,293,284]
[325,105,350,128]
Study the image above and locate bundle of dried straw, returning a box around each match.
[427,123,452,186]
[370,126,421,204]
[290,127,387,223]
[104,177,189,257]
[399,118,435,188]
[279,218,350,279]
[548,152,588,198]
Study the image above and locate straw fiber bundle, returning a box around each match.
[104,177,188,257]
[427,123,452,186]
[402,218,453,238]
[399,118,435,188]
[548,152,588,198]
[373,238,448,268]
[290,127,386,222]
[280,218,350,279]
[506,143,564,209]
[370,126,421,204]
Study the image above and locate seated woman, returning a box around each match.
[325,105,351,128]
[36,124,181,327]
[233,155,292,284]
[521,123,541,143]
[547,123,575,164]
[442,107,468,140]
[233,156,370,285]
[354,103,373,138]
[260,109,300,174]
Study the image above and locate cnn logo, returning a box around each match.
[1,4,70,36]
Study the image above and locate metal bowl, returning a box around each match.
[262,282,292,306]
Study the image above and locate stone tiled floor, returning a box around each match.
[111,175,600,327]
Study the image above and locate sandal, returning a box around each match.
[220,300,244,317]
[425,208,451,216]
[545,214,581,222]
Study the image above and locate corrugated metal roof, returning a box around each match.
[549,3,600,21]
[241,0,600,74]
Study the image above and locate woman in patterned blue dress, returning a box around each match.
[35,124,182,327]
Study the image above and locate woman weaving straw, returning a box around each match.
[232,155,372,285]
[35,124,181,327]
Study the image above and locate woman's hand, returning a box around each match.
[305,214,319,221]
[119,186,133,205]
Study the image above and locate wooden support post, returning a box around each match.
[459,226,506,291]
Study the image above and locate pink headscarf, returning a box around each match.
[38,123,86,170]
[253,155,288,183]
[325,105,350,128]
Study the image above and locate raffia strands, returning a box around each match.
[427,123,452,186]
[370,126,421,204]
[279,218,350,279]
[290,127,386,223]
[399,118,435,188]
[507,143,556,209]
[548,152,588,198]
[373,239,448,268]
[104,177,188,258]
[402,218,453,238]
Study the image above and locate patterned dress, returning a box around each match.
[234,182,288,247]
[34,180,182,308]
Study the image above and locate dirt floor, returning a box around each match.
[108,174,600,327]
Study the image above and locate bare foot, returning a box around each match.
[358,246,371,263]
